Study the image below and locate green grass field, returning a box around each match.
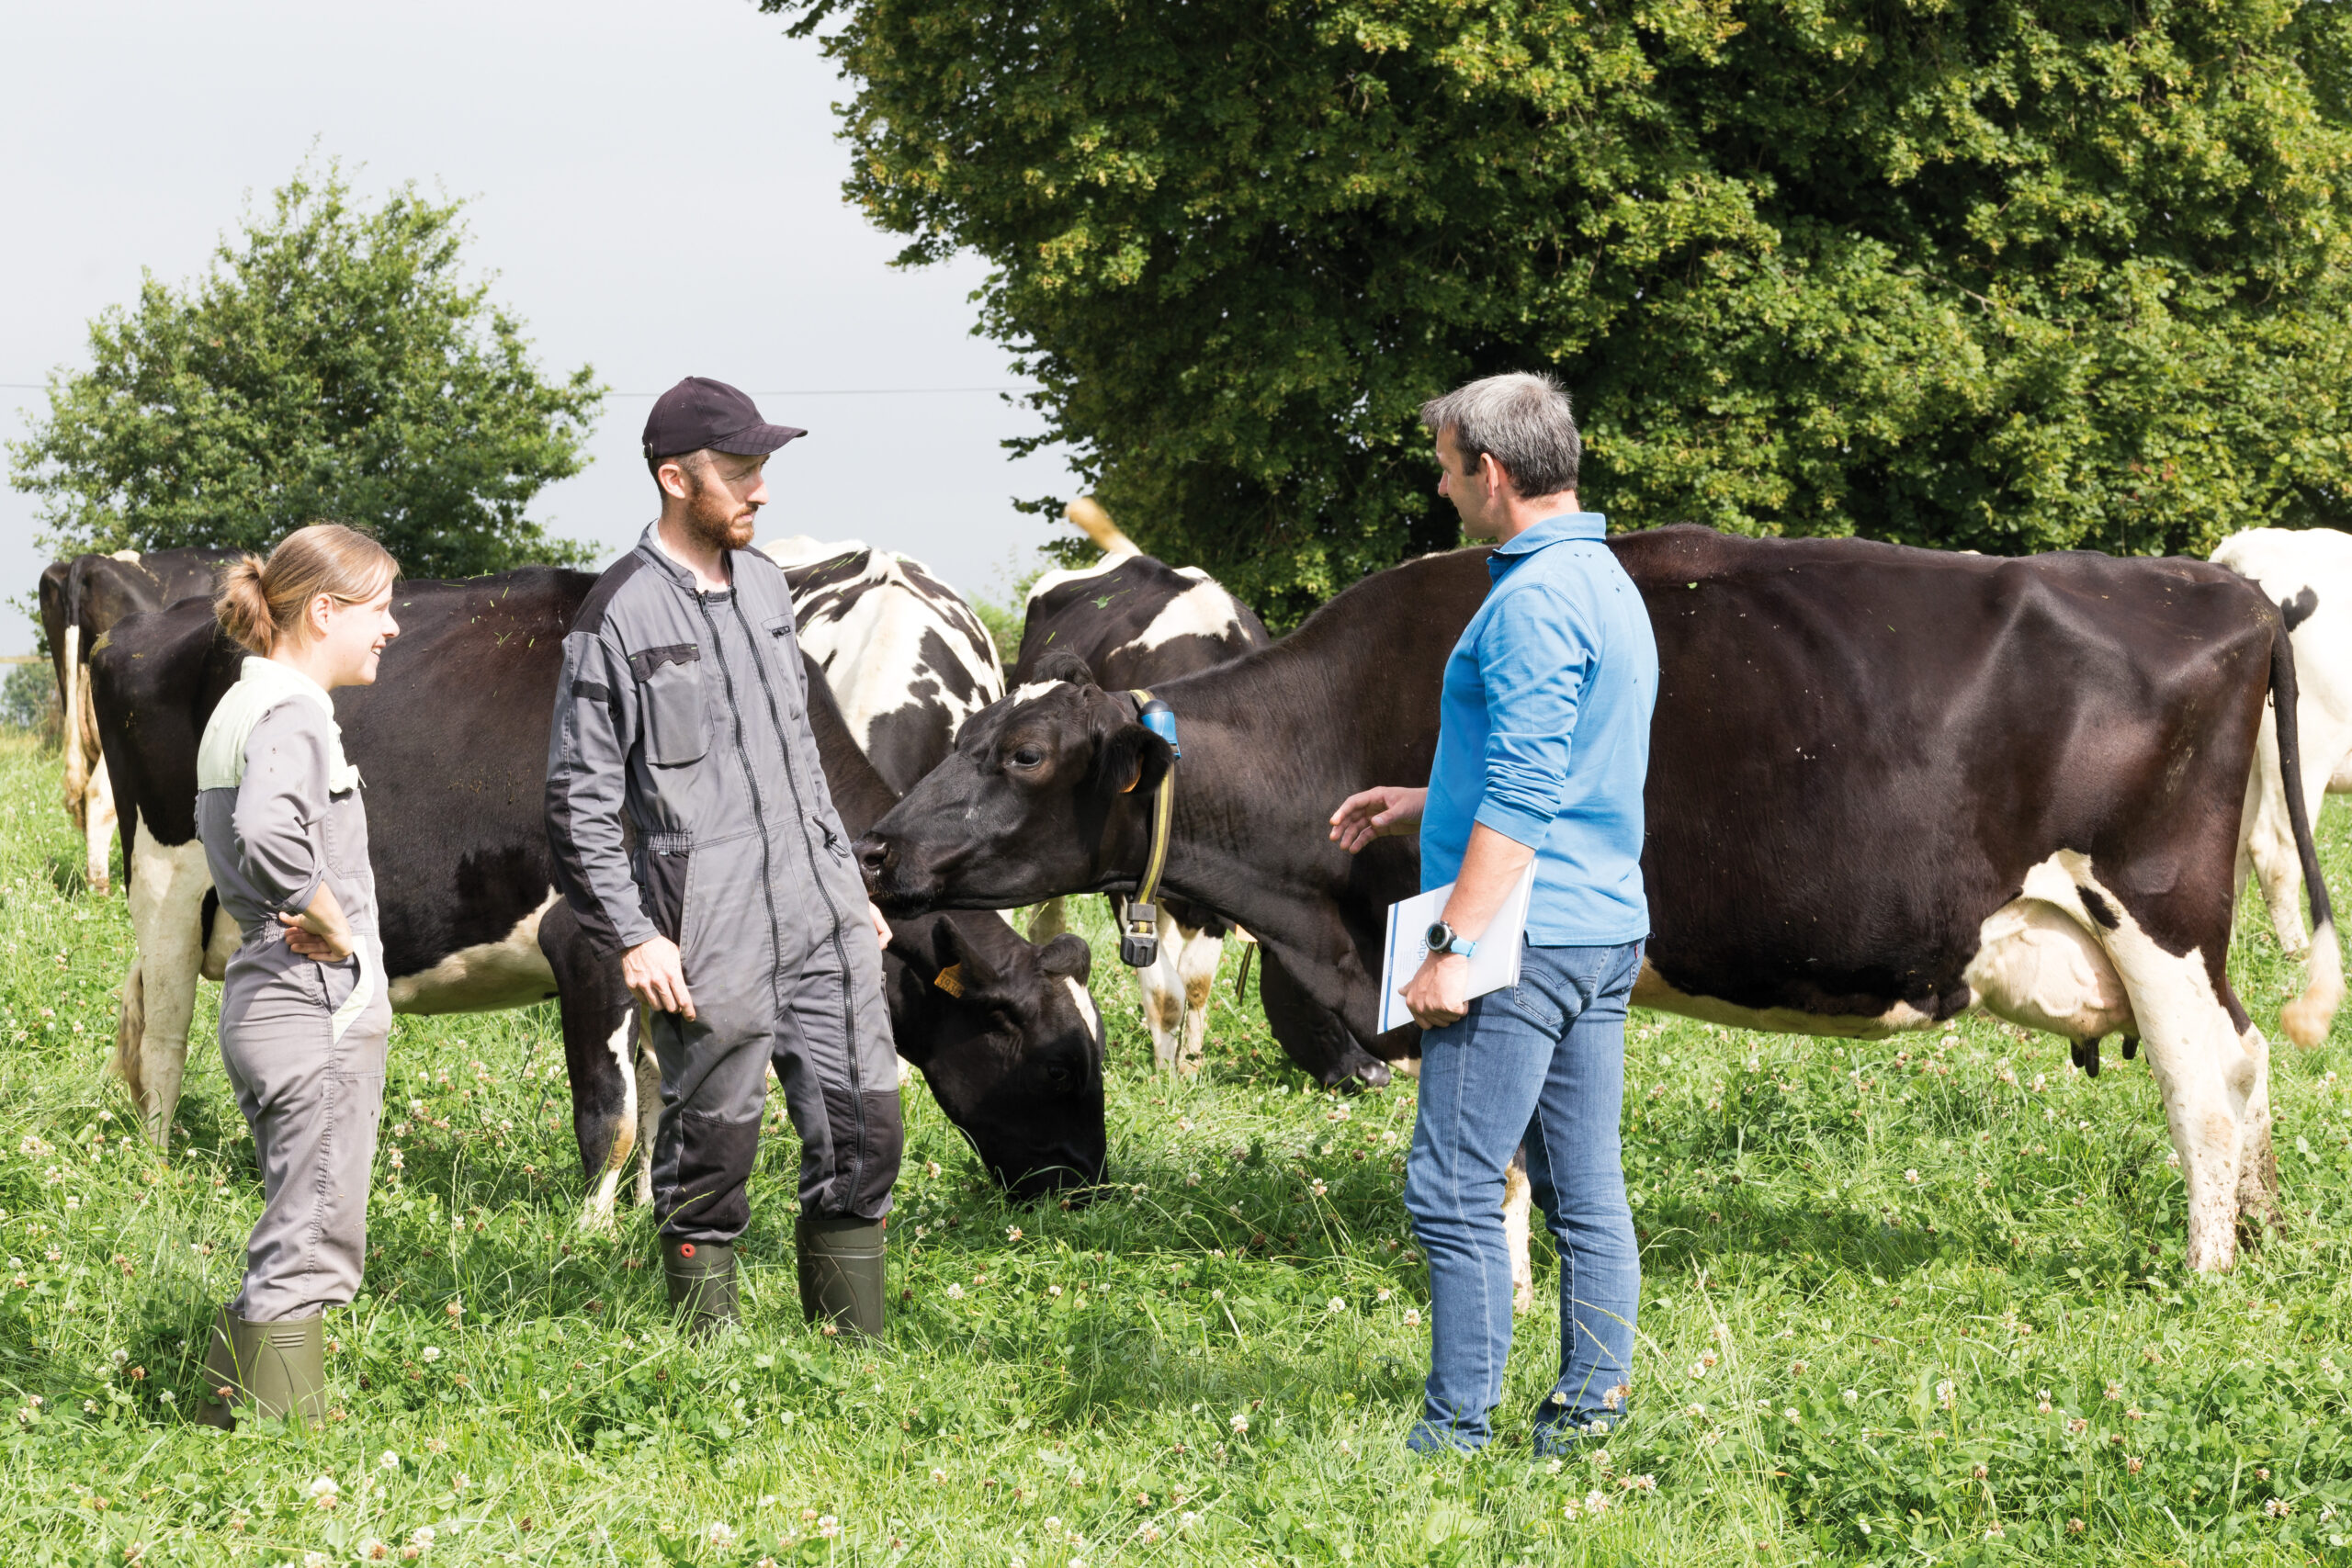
[1,732,2348,1566]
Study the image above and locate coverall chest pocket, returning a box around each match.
[761,614,805,718]
[631,644,707,766]
[322,788,368,877]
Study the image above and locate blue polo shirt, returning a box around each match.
[1419,513,1657,945]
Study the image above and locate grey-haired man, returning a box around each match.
[546,376,900,1339]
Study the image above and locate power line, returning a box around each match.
[0,381,1038,396]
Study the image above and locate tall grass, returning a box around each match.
[0,733,2346,1565]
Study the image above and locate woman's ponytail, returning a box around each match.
[211,525,400,655]
[214,555,277,654]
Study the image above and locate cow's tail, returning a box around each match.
[2272,610,2342,1047]
[1065,496,1141,558]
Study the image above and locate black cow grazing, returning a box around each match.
[39,547,240,894]
[760,537,1005,795]
[858,526,2338,1273]
[89,570,1107,1217]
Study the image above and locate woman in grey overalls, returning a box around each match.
[191,524,400,1428]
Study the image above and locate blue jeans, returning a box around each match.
[1403,939,1644,1453]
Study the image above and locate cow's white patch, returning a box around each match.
[1111,579,1248,660]
[114,825,212,1147]
[766,540,1004,764]
[1025,556,1133,605]
[633,1021,661,1209]
[1630,964,1941,1039]
[1008,680,1072,708]
[386,890,560,1014]
[1064,976,1101,1041]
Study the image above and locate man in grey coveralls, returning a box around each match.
[546,377,900,1338]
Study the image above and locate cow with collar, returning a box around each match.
[90,570,1106,1217]
[1013,501,1395,1085]
[39,547,241,895]
[857,525,2338,1272]
[760,537,1005,795]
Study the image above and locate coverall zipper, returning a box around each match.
[692,592,796,1085]
[722,591,866,1168]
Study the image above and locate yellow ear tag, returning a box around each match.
[933,964,965,998]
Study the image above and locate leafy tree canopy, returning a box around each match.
[776,0,2352,621]
[9,160,604,580]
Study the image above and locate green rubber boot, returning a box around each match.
[662,1239,739,1337]
[796,1214,887,1342]
[193,1305,326,1429]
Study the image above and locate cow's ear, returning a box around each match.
[1098,721,1174,800]
[1029,649,1097,688]
[1037,932,1092,985]
[933,916,1009,998]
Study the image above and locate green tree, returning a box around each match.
[775,0,2352,622]
[9,160,604,579]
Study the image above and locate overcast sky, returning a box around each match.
[0,0,1080,653]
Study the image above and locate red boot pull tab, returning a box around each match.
[679,1243,695,1258]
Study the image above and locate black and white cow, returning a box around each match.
[2213,527,2352,963]
[857,526,2338,1273]
[90,570,1106,1218]
[761,538,1005,795]
[39,547,241,894]
[1010,500,1297,1077]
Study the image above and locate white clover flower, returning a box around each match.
[1048,1284,1063,1297]
[410,1525,436,1548]
[707,1523,735,1548]
[1841,1388,1860,1405]
[421,1346,441,1363]
[1229,1412,1250,1434]
[1327,1297,1347,1314]
[379,1450,400,1471]
[816,1515,842,1540]
[1785,1407,1800,1422]
[1375,1287,1392,1303]
[1179,1512,1201,1530]
[308,1475,339,1499]
[946,1283,965,1300]
[1402,1309,1421,1327]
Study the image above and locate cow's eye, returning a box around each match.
[1008,746,1045,770]
[1044,1058,1075,1089]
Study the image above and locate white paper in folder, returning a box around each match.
[1377,863,1538,1034]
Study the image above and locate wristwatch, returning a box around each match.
[1426,919,1476,959]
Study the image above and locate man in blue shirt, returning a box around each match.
[1331,372,1657,1452]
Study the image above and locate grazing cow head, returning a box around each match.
[890,913,1105,1197]
[857,651,1173,915]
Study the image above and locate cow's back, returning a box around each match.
[1016,555,1269,691]
[1617,525,2277,1016]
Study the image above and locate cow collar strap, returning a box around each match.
[1118,688,1181,968]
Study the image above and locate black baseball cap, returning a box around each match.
[640,377,807,462]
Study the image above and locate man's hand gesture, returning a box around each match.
[1329,785,1428,854]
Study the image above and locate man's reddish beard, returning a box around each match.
[678,468,756,552]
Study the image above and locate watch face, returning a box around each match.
[1425,921,1450,953]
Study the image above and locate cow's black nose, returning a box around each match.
[854,835,893,880]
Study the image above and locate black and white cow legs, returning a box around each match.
[537,899,644,1232]
[114,822,213,1147]
[2235,1023,2282,1234]
[2030,855,2256,1272]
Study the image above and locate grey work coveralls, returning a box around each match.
[195,658,393,1322]
[546,526,900,1244]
